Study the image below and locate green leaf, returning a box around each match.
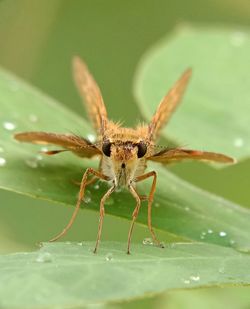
[0,242,250,308]
[134,27,250,162]
[0,68,250,252]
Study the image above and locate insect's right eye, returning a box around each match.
[102,141,112,157]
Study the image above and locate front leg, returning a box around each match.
[49,168,109,242]
[135,171,163,248]
[93,184,116,253]
[127,185,141,254]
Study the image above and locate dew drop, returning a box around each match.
[77,242,83,246]
[25,158,38,168]
[84,196,91,203]
[105,253,113,261]
[219,231,227,237]
[65,241,71,245]
[36,252,52,263]
[230,239,236,245]
[155,202,160,208]
[40,147,48,152]
[184,206,190,211]
[29,114,38,123]
[84,190,92,204]
[200,231,206,239]
[183,279,190,284]
[190,275,200,282]
[3,121,16,131]
[94,183,100,190]
[207,229,213,234]
[0,146,4,153]
[0,157,6,167]
[233,137,244,148]
[87,134,96,143]
[142,238,153,245]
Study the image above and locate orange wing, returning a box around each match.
[14,132,101,158]
[73,56,108,135]
[147,148,235,164]
[148,69,192,141]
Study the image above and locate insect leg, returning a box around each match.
[93,185,116,253]
[72,158,103,187]
[127,185,141,254]
[49,168,109,242]
[135,171,163,247]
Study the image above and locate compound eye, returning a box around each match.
[137,141,147,158]
[102,141,112,157]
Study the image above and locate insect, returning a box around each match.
[14,57,234,254]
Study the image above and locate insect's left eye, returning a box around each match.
[137,141,147,158]
[102,141,112,157]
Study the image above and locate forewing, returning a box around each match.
[14,132,101,158]
[73,56,108,135]
[148,148,235,164]
[148,69,192,141]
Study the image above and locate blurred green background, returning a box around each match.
[0,0,250,308]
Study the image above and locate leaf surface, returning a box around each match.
[134,28,250,161]
[0,242,250,308]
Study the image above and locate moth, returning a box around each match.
[14,57,234,254]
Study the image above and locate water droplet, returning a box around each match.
[142,238,153,245]
[3,121,16,131]
[0,146,4,153]
[207,229,213,234]
[94,183,100,190]
[65,241,71,245]
[200,231,206,239]
[183,279,190,284]
[233,137,244,148]
[29,114,38,123]
[36,252,52,263]
[105,253,113,261]
[230,239,236,245]
[184,206,190,211]
[87,134,96,143]
[231,32,247,47]
[77,242,83,246]
[190,275,200,282]
[219,231,227,237]
[84,190,92,204]
[41,147,48,152]
[0,157,6,167]
[155,202,160,208]
[25,158,38,168]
